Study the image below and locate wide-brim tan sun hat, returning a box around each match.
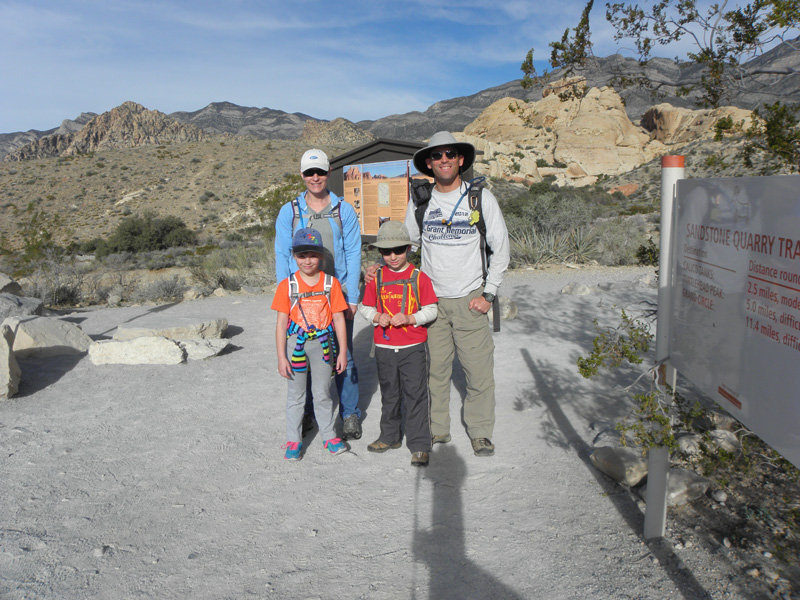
[370,221,414,249]
[412,131,475,178]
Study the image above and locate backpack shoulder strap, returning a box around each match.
[410,178,433,233]
[410,268,421,308]
[331,203,343,234]
[467,183,492,283]
[376,267,384,312]
[291,197,303,231]
[289,273,299,308]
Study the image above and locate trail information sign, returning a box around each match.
[671,175,800,468]
[343,159,431,235]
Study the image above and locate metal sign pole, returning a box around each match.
[644,155,684,540]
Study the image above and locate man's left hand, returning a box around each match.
[469,296,492,314]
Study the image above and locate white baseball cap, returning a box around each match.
[300,149,330,173]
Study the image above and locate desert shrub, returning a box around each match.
[588,216,649,265]
[22,252,93,307]
[130,275,187,303]
[95,211,196,257]
[499,181,616,266]
[189,245,276,290]
[253,174,305,237]
[636,237,659,266]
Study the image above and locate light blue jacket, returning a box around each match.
[274,191,362,305]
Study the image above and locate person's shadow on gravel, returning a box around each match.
[412,444,527,599]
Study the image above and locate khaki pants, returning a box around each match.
[427,288,495,440]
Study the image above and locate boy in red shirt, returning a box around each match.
[271,228,349,460]
[359,221,438,466]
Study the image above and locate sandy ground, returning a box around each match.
[0,265,775,599]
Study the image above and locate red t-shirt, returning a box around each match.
[272,274,348,330]
[362,264,437,346]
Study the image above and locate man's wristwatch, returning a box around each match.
[482,292,495,303]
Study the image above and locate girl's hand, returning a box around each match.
[376,312,392,328]
[277,356,293,379]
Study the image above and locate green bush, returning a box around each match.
[131,275,187,303]
[635,238,659,266]
[189,245,276,290]
[253,174,306,236]
[95,212,196,257]
[588,216,649,265]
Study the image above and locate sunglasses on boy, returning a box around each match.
[429,149,459,161]
[378,245,409,257]
[303,168,328,177]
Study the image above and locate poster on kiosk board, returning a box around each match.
[342,159,432,236]
[670,175,800,468]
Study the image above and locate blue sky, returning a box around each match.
[0,0,659,134]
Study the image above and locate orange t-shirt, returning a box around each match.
[271,274,348,331]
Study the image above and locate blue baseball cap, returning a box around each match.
[292,227,324,254]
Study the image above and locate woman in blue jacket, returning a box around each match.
[274,149,362,440]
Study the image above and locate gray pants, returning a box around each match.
[286,339,336,443]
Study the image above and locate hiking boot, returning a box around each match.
[471,438,495,457]
[342,414,362,440]
[282,441,302,461]
[323,438,348,455]
[432,433,451,445]
[411,452,429,467]
[367,439,402,453]
[301,413,315,437]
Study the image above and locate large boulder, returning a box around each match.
[463,82,662,183]
[89,337,186,365]
[641,103,755,145]
[0,293,44,320]
[590,446,649,486]
[178,338,232,360]
[0,273,23,296]
[639,467,711,507]
[3,316,93,358]
[1,324,22,400]
[112,317,228,341]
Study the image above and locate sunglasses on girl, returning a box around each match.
[303,168,328,177]
[378,246,409,256]
[429,149,459,161]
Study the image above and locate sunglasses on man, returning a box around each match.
[378,246,409,257]
[303,168,328,177]
[429,149,459,161]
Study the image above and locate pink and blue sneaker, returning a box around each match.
[282,441,302,461]
[323,438,347,455]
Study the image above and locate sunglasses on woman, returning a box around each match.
[303,168,328,177]
[429,149,458,161]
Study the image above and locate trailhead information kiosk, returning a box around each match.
[671,175,800,470]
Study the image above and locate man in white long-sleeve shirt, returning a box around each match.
[405,131,510,457]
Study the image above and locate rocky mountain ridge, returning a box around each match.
[168,101,316,139]
[2,39,797,159]
[3,102,206,162]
